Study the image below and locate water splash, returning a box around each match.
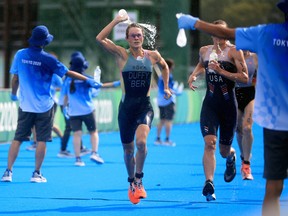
[138,22,157,50]
[118,9,157,49]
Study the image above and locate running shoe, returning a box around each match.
[154,137,162,145]
[26,142,37,151]
[241,163,253,180]
[202,180,216,201]
[134,178,147,199]
[128,182,140,204]
[90,152,104,164]
[30,171,47,183]
[57,150,74,158]
[162,140,176,147]
[80,147,91,156]
[1,169,12,182]
[224,154,236,183]
[74,157,85,167]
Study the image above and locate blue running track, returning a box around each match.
[0,123,287,216]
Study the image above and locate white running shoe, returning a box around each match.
[154,138,162,145]
[90,152,104,164]
[30,171,47,183]
[1,169,12,182]
[57,150,74,158]
[163,140,176,147]
[74,157,85,167]
[26,142,37,151]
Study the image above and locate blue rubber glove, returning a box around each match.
[86,78,103,89]
[175,82,184,96]
[113,80,121,87]
[10,93,18,101]
[178,14,199,30]
[62,106,69,120]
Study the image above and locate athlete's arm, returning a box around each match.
[252,52,258,85]
[210,48,248,83]
[150,50,172,99]
[229,48,248,83]
[96,14,127,58]
[188,62,205,91]
[188,47,206,91]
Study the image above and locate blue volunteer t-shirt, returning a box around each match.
[62,76,97,116]
[157,74,176,106]
[10,46,68,113]
[235,22,288,130]
[50,73,63,104]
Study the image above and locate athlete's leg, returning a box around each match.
[135,124,149,174]
[122,141,135,179]
[203,135,217,181]
[236,110,244,158]
[241,100,254,162]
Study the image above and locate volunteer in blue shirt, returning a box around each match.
[62,54,104,167]
[177,1,288,215]
[1,25,101,183]
[57,51,90,158]
[155,58,179,146]
[25,73,64,151]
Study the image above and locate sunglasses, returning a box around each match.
[129,33,143,39]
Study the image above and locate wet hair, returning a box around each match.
[212,20,228,27]
[125,23,145,39]
[165,58,175,70]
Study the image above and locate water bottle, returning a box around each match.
[94,66,101,83]
[118,9,132,24]
[208,49,218,72]
[176,13,187,47]
[118,9,127,17]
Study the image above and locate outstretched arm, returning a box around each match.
[66,70,102,89]
[102,80,121,88]
[178,15,236,40]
